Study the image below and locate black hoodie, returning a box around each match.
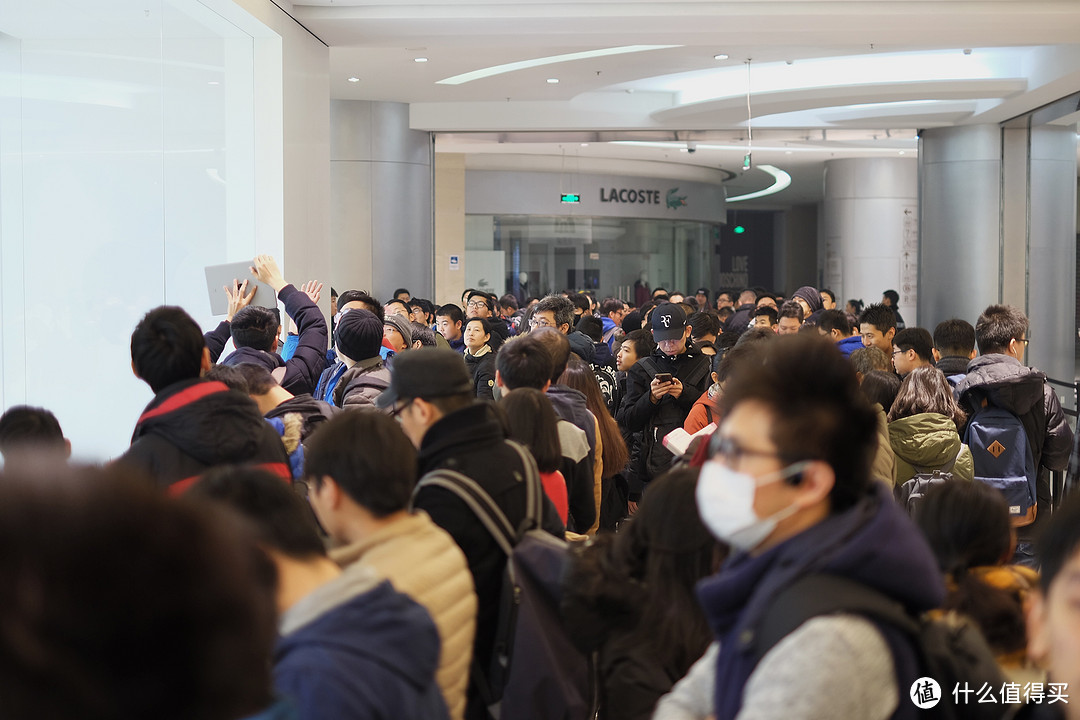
[120,379,290,492]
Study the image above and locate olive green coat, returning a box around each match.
[888,411,973,486]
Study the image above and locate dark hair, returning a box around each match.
[600,298,625,316]
[303,412,416,518]
[818,309,850,336]
[233,363,278,395]
[393,287,410,299]
[916,480,1026,659]
[735,326,777,346]
[622,329,656,360]
[384,298,412,316]
[558,355,628,477]
[0,466,276,720]
[575,315,603,342]
[498,294,519,312]
[203,364,250,393]
[717,306,734,323]
[191,466,326,559]
[778,300,804,323]
[717,341,766,384]
[975,304,1028,355]
[688,312,720,338]
[338,291,384,322]
[751,306,778,326]
[621,309,642,333]
[819,288,835,305]
[495,335,554,390]
[859,303,896,333]
[130,306,207,393]
[563,468,716,676]
[410,322,437,347]
[883,289,900,305]
[846,298,865,316]
[0,405,65,457]
[893,327,934,361]
[436,303,464,326]
[933,318,976,357]
[1038,492,1080,593]
[534,295,575,332]
[860,370,901,414]
[568,294,591,316]
[718,335,878,512]
[850,346,892,376]
[465,316,492,339]
[466,291,494,312]
[888,367,967,429]
[531,328,572,382]
[230,306,279,352]
[499,388,562,473]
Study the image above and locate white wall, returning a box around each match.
[0,0,329,462]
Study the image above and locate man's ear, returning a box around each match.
[932,348,942,363]
[200,347,213,374]
[131,360,141,381]
[495,370,505,389]
[885,327,896,344]
[969,348,978,360]
[795,460,835,508]
[683,325,693,340]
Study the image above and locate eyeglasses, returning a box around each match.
[892,349,904,356]
[467,300,489,309]
[529,317,555,328]
[390,399,414,419]
[1015,337,1030,345]
[710,435,782,466]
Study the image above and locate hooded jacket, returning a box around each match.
[567,329,597,363]
[698,485,945,720]
[275,564,449,720]
[264,393,338,443]
[836,334,864,358]
[463,346,496,401]
[332,357,392,410]
[120,379,290,492]
[888,412,974,486]
[210,284,329,397]
[955,354,1073,535]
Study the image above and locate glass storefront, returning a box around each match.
[465,215,718,303]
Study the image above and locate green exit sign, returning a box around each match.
[560,193,581,204]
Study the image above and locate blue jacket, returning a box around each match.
[836,334,864,359]
[698,485,945,720]
[274,579,448,720]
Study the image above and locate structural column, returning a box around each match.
[822,157,918,323]
[330,100,433,301]
[920,124,1076,383]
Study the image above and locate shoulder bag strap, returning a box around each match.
[415,469,516,557]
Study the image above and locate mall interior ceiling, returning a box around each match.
[293,0,1080,209]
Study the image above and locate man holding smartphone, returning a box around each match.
[616,303,712,486]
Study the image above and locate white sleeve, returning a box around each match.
[736,615,898,720]
[652,642,718,720]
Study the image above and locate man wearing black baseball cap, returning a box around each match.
[377,348,564,719]
[616,303,711,486]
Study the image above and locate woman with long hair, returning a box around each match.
[887,366,974,485]
[562,468,720,720]
[558,354,629,533]
[498,388,569,523]
[915,480,1039,682]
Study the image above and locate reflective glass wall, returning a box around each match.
[1,0,262,461]
[465,215,717,302]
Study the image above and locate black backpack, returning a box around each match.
[413,442,593,720]
[753,574,1006,720]
[894,446,963,518]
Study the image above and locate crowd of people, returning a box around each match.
[2,256,1080,720]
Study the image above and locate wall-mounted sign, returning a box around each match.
[449,254,460,271]
[467,171,726,224]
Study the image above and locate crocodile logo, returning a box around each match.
[666,187,687,210]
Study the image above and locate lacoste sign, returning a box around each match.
[599,186,688,210]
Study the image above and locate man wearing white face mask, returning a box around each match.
[655,334,946,720]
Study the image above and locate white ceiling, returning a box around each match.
[287,0,1080,205]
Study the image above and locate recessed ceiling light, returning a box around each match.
[207,81,219,85]
[785,150,793,154]
[679,148,688,152]
[347,77,360,83]
[898,150,906,155]
[414,57,428,63]
[714,54,729,61]
[547,78,559,84]
[580,143,589,147]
